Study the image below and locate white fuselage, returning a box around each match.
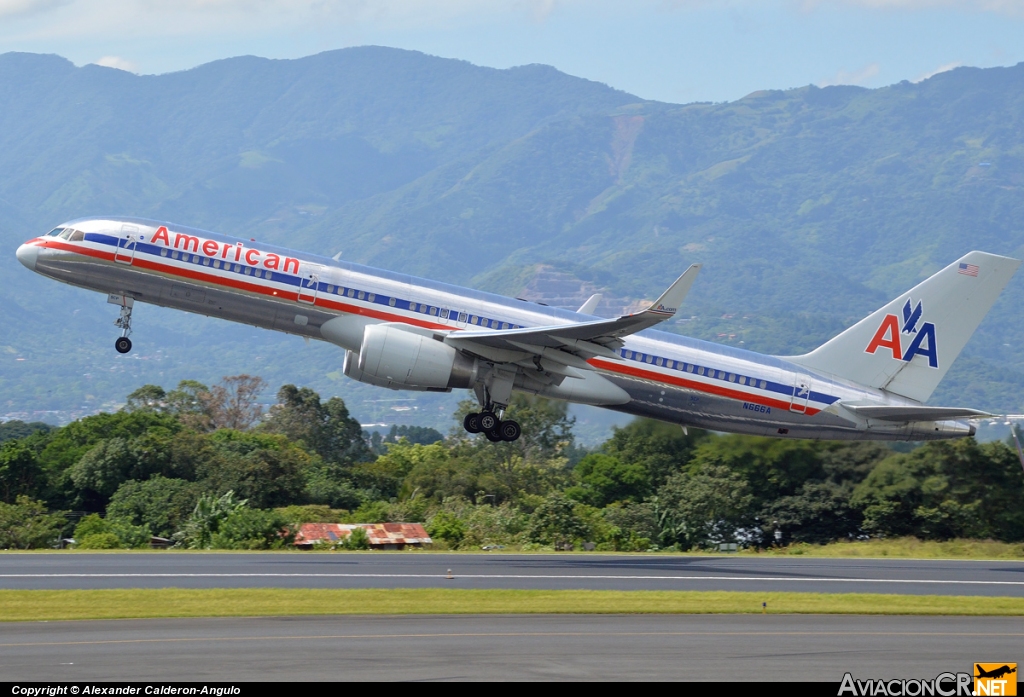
[16,217,975,440]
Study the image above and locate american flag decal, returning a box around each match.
[958,263,979,277]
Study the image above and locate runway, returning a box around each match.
[1,552,1023,595]
[2,614,1019,681]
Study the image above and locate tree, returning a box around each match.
[165,380,212,429]
[369,425,444,454]
[261,385,370,465]
[602,419,710,490]
[0,440,42,503]
[123,384,167,413]
[850,439,1024,541]
[526,493,590,547]
[0,421,52,444]
[0,496,66,549]
[106,476,199,538]
[655,464,754,550]
[569,453,648,506]
[202,375,267,431]
[766,480,862,544]
[198,430,311,509]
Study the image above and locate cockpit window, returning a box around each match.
[69,230,85,241]
[46,227,65,237]
[58,228,74,240]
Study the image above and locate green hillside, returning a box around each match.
[1,48,1022,428]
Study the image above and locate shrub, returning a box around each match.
[0,497,67,549]
[343,525,370,550]
[426,510,466,545]
[73,513,150,549]
[210,508,293,550]
[76,532,122,549]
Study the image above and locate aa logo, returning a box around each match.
[865,298,939,368]
[975,663,1017,696]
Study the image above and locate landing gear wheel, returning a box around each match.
[498,420,521,442]
[114,337,132,354]
[478,411,499,432]
[463,412,482,434]
[484,429,503,443]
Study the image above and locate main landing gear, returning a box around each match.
[464,410,522,442]
[113,300,133,354]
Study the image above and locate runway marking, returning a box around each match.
[2,573,1024,586]
[3,630,1023,649]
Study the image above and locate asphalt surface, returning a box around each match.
[1,553,1023,595]
[2,614,1020,681]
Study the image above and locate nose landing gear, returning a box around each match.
[112,295,134,354]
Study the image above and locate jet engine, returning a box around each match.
[344,324,478,391]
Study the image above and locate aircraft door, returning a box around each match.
[790,378,812,414]
[114,225,139,265]
[298,263,323,305]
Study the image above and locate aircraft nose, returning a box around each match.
[16,242,39,271]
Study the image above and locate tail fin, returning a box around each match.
[789,251,1020,403]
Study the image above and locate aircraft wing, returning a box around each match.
[843,405,995,422]
[444,265,700,366]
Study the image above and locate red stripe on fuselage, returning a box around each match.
[588,357,820,416]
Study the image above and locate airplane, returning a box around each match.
[16,217,1020,443]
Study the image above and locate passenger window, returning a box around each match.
[760,380,767,389]
[326,285,334,293]
[348,289,355,298]
[160,249,168,257]
[739,376,746,385]
[656,358,663,367]
[243,267,250,275]
[430,307,437,315]
[459,312,467,322]
[368,293,375,302]
[389,297,396,307]
[213,260,221,269]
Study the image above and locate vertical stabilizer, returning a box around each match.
[788,251,1020,403]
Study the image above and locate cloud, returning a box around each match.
[819,61,880,86]
[93,55,138,72]
[913,61,961,81]
[0,0,71,19]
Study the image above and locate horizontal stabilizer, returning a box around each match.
[843,405,994,422]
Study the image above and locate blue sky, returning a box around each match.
[1,0,1022,103]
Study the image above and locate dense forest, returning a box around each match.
[2,375,1023,552]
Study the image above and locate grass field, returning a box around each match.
[1,589,1023,622]
[759,538,1024,560]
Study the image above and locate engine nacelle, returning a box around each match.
[346,324,478,390]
